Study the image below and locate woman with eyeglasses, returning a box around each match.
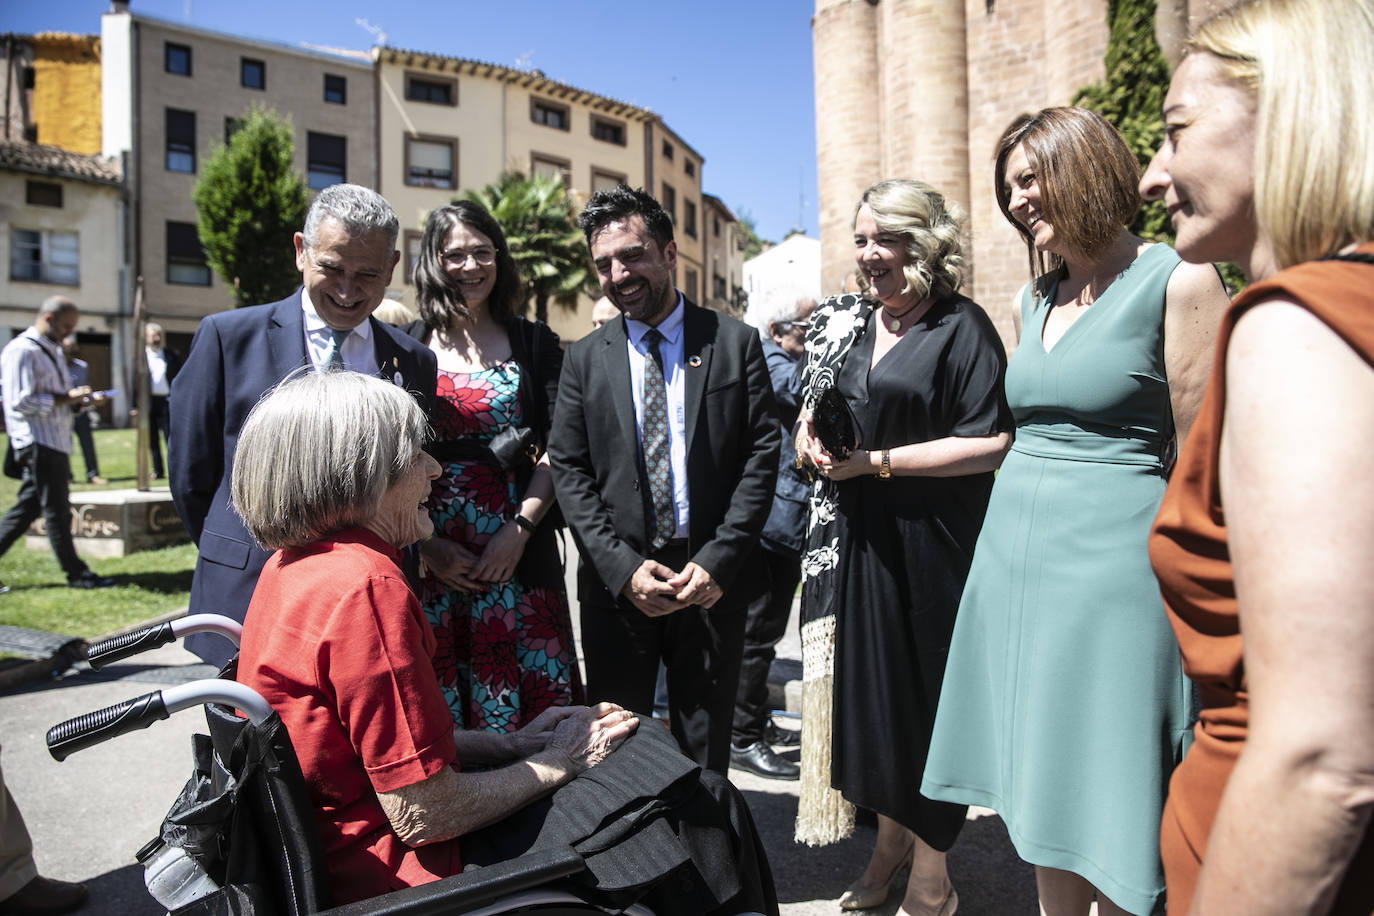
[406,201,583,734]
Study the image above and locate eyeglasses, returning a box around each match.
[779,319,811,331]
[441,247,497,267]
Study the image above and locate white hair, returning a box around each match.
[232,371,428,549]
[302,183,400,251]
[744,283,821,342]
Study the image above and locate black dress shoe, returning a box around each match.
[67,571,114,589]
[0,875,88,915]
[730,741,800,780]
[765,720,801,747]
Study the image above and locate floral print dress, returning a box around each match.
[419,362,583,732]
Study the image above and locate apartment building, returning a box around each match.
[375,47,707,342]
[701,194,745,316]
[100,2,375,347]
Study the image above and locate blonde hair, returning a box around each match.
[1189,0,1374,268]
[856,180,967,301]
[232,371,428,549]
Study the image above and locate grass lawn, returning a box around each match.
[0,427,196,643]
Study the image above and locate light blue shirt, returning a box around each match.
[625,293,689,538]
[301,289,376,373]
[1,328,73,452]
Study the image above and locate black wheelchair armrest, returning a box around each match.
[317,844,586,916]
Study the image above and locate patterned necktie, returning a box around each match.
[641,328,675,551]
[322,328,349,370]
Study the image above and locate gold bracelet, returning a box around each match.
[878,449,892,479]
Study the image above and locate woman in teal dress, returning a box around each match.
[407,201,583,733]
[920,108,1229,915]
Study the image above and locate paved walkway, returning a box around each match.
[0,564,1037,914]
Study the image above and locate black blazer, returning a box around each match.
[548,299,779,602]
[169,293,438,665]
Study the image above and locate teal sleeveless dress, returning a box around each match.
[921,244,1192,915]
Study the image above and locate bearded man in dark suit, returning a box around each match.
[170,184,437,667]
[549,186,778,773]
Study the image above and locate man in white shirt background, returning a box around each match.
[143,322,181,480]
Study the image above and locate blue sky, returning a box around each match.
[4,1,819,243]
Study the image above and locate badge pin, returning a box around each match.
[688,355,702,368]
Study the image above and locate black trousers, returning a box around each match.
[0,444,88,580]
[579,542,747,774]
[732,545,801,745]
[149,394,170,477]
[72,412,100,480]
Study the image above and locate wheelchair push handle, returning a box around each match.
[46,691,168,761]
[85,614,244,670]
[46,680,274,762]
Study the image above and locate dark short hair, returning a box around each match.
[413,201,524,329]
[577,184,674,250]
[994,106,1141,277]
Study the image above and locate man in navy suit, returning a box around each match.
[170,184,437,666]
[549,186,778,772]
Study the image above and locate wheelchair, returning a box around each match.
[46,614,656,916]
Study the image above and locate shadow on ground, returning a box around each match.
[741,787,1038,914]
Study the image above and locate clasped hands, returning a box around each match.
[421,524,530,593]
[795,411,874,481]
[621,559,721,617]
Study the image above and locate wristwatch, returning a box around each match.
[512,514,536,534]
[878,449,892,479]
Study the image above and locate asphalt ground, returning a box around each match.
[0,560,1038,915]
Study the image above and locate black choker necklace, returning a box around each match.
[881,297,926,331]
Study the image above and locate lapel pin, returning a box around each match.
[688,355,702,368]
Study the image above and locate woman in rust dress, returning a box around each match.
[1141,0,1374,912]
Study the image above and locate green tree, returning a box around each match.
[736,210,769,261]
[192,105,309,307]
[1074,0,1244,292]
[1072,0,1172,243]
[462,171,597,323]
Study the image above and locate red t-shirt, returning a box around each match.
[237,527,463,904]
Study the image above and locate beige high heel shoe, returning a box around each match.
[838,836,917,910]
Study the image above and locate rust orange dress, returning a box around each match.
[1149,244,1374,915]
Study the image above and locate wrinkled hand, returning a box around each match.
[548,702,638,772]
[421,536,481,593]
[621,559,687,617]
[815,448,874,482]
[668,562,723,608]
[510,705,580,756]
[472,521,529,583]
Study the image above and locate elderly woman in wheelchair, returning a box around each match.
[224,370,776,914]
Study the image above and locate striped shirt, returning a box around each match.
[1,328,73,452]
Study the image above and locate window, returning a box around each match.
[240,58,265,90]
[590,116,626,146]
[530,153,570,187]
[530,98,570,131]
[683,199,697,238]
[26,181,63,208]
[306,131,346,190]
[405,73,456,106]
[165,42,191,76]
[165,108,196,173]
[685,159,696,178]
[10,229,79,285]
[21,67,34,90]
[713,216,721,238]
[684,267,698,303]
[661,140,674,160]
[404,230,422,285]
[166,221,210,286]
[405,136,456,189]
[591,169,625,195]
[224,117,243,144]
[324,73,347,104]
[661,183,676,222]
[714,273,727,300]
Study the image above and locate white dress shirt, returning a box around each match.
[625,293,689,538]
[146,347,171,395]
[301,289,376,373]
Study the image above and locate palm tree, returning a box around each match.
[462,171,598,323]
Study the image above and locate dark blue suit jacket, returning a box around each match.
[169,293,437,666]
